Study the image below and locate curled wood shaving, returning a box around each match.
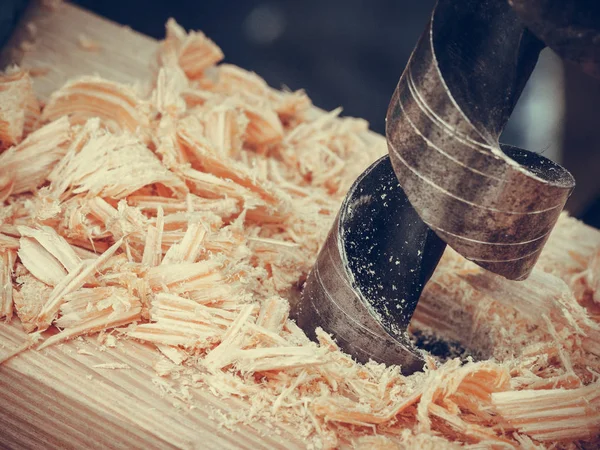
[160,19,224,79]
[42,77,150,133]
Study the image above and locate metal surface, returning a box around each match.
[509,0,600,78]
[293,156,445,373]
[386,0,575,280]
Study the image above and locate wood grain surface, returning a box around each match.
[0,3,304,448]
[0,1,156,101]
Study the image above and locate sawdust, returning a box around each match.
[0,19,599,449]
[92,362,131,370]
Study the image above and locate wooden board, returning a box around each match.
[0,3,304,448]
[0,1,157,101]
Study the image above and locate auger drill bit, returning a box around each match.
[291,0,600,374]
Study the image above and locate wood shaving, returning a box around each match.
[160,19,224,79]
[76,348,94,356]
[0,116,71,195]
[0,67,41,150]
[92,363,131,370]
[77,34,102,52]
[42,77,150,134]
[0,19,598,449]
[0,250,16,319]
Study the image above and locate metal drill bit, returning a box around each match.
[291,0,594,373]
[292,156,446,374]
[386,0,575,281]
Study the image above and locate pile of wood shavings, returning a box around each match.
[0,19,599,449]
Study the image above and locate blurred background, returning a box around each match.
[2,0,599,226]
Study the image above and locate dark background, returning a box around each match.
[1,0,599,226]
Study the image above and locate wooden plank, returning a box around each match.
[0,321,302,449]
[0,2,303,448]
[0,1,157,101]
